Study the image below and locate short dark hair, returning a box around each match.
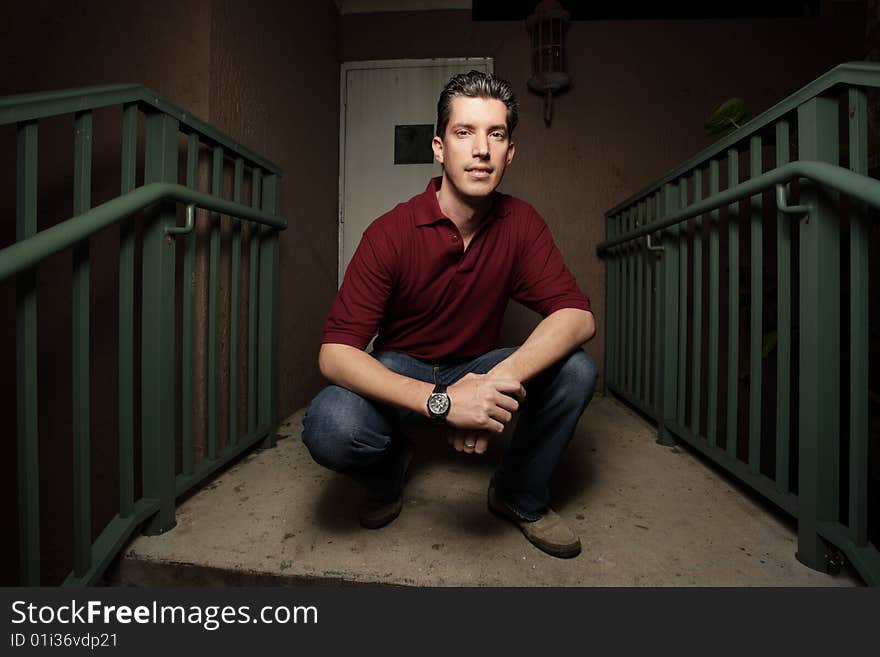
[436,70,519,138]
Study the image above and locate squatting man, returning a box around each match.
[302,71,597,558]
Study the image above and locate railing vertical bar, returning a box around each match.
[707,159,721,448]
[749,135,763,475]
[230,158,244,446]
[605,215,617,386]
[796,96,840,570]
[208,146,223,459]
[626,208,635,396]
[119,104,138,517]
[677,178,688,426]
[615,212,623,390]
[775,121,792,494]
[645,200,653,409]
[247,168,262,433]
[617,213,626,393]
[72,110,93,577]
[617,210,629,392]
[847,87,869,546]
[659,184,679,445]
[635,203,644,402]
[652,192,663,420]
[141,111,179,535]
[726,147,740,459]
[258,174,280,447]
[16,120,40,586]
[606,213,618,389]
[181,133,199,477]
[690,169,703,434]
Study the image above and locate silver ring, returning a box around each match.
[465,441,475,448]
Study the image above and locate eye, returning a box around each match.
[455,129,469,137]
[491,131,506,140]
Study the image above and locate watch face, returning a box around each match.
[428,392,450,416]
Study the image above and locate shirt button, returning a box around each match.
[451,235,459,242]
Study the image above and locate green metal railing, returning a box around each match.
[599,62,879,585]
[1,85,286,586]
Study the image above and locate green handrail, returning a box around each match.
[597,160,880,254]
[607,61,880,217]
[0,84,282,175]
[7,84,285,586]
[0,183,287,282]
[600,62,880,585]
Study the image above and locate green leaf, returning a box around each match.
[705,97,750,138]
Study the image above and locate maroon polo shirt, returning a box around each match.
[323,177,591,361]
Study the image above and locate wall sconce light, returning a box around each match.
[526,0,571,126]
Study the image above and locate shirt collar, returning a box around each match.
[414,176,511,227]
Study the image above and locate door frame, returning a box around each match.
[337,57,494,286]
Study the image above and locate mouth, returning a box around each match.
[466,167,493,179]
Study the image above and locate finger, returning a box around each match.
[462,432,478,453]
[495,393,520,414]
[474,435,490,454]
[488,408,513,425]
[483,418,505,434]
[452,435,465,452]
[494,380,526,401]
[492,379,522,393]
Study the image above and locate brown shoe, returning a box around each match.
[488,481,581,558]
[358,441,413,529]
[358,493,404,529]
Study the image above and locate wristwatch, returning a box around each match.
[427,383,450,423]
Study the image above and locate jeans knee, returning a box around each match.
[559,350,598,403]
[302,385,392,472]
[302,388,358,471]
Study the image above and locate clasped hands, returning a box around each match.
[443,371,525,455]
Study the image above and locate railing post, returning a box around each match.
[16,120,40,586]
[72,110,93,577]
[796,95,840,572]
[258,174,280,448]
[658,183,679,446]
[141,111,179,535]
[847,88,869,547]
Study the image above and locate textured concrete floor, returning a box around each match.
[107,395,863,587]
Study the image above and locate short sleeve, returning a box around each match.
[322,229,397,349]
[511,208,592,317]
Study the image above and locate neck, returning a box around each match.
[436,174,494,235]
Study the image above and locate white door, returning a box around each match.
[338,57,494,285]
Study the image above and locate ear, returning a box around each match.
[432,135,445,165]
[506,141,516,166]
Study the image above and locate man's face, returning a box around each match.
[432,96,516,200]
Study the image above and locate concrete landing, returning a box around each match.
[106,396,863,587]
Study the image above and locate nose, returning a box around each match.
[472,133,489,158]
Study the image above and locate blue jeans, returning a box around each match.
[301,348,597,521]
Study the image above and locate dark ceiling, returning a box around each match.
[471,1,853,21]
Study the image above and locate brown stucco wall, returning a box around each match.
[207,0,339,430]
[339,10,864,388]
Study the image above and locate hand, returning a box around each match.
[445,372,525,433]
[448,429,492,455]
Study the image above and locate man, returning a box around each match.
[302,71,596,559]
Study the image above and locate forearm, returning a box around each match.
[490,308,595,383]
[319,343,433,417]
